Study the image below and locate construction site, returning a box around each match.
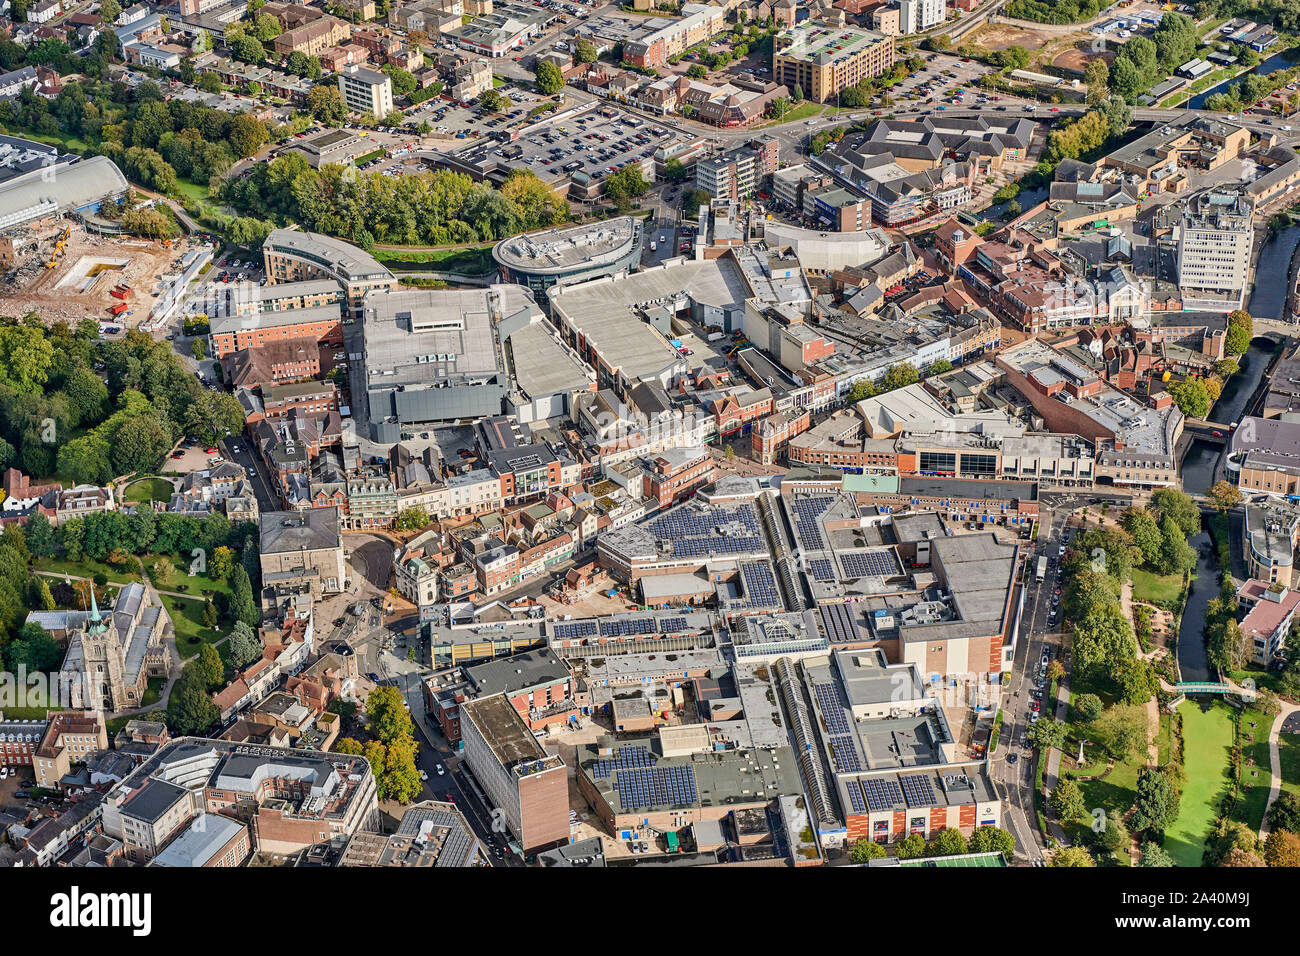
[0,218,200,329]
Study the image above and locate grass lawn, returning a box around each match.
[1234,707,1273,832]
[33,556,138,585]
[1132,569,1185,606]
[144,553,233,600]
[160,592,225,660]
[141,677,165,709]
[123,477,175,505]
[1279,729,1300,797]
[1165,699,1236,867]
[767,102,825,125]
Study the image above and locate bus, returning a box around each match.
[1035,556,1048,585]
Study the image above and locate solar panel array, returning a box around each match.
[790,496,834,550]
[900,773,937,808]
[670,535,765,558]
[813,683,851,735]
[829,735,863,773]
[552,620,598,640]
[648,503,761,538]
[658,616,688,632]
[845,779,868,814]
[740,562,780,607]
[600,617,655,637]
[590,746,655,779]
[840,550,900,578]
[615,765,699,810]
[861,776,905,812]
[808,558,835,582]
[819,603,861,645]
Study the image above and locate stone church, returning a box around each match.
[61,583,170,713]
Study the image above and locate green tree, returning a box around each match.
[1166,378,1211,419]
[926,827,968,856]
[894,833,925,858]
[1152,489,1201,538]
[686,63,708,79]
[24,513,56,559]
[198,642,224,689]
[366,685,413,745]
[1084,58,1109,103]
[535,61,564,94]
[1210,480,1241,511]
[335,737,364,755]
[1028,716,1066,751]
[228,113,269,159]
[226,620,262,669]
[166,661,219,735]
[394,507,429,532]
[1121,507,1162,567]
[1225,322,1250,356]
[229,33,266,64]
[1094,808,1129,856]
[0,325,54,394]
[1050,846,1095,867]
[1268,791,1300,834]
[209,545,235,581]
[967,826,1015,857]
[575,38,598,64]
[307,84,345,124]
[1130,767,1180,833]
[1155,514,1197,577]
[1074,693,1103,723]
[1139,842,1175,867]
[229,564,260,627]
[880,362,920,392]
[849,838,886,863]
[1050,778,1086,822]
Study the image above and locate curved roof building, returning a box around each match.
[492,217,641,302]
[0,154,128,233]
[261,228,396,316]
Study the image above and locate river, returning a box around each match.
[1186,47,1300,110]
[1174,335,1278,680]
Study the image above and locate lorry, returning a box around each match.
[1035,556,1047,585]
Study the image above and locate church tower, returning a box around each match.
[79,587,127,712]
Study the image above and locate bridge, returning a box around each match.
[1182,420,1235,445]
[1174,681,1233,695]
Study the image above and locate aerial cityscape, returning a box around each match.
[0,0,1299,894]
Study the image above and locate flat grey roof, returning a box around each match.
[506,319,591,399]
[493,217,638,274]
[549,259,748,382]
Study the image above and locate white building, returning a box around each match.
[1176,188,1253,309]
[899,0,945,33]
[338,65,394,118]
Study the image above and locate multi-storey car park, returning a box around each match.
[491,216,643,304]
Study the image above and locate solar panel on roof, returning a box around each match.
[829,735,863,773]
[840,550,899,578]
[845,779,868,814]
[808,558,835,582]
[900,773,937,808]
[863,776,904,812]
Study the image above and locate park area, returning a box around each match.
[1164,700,1235,867]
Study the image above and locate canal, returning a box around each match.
[1186,47,1300,110]
[1172,255,1285,680]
